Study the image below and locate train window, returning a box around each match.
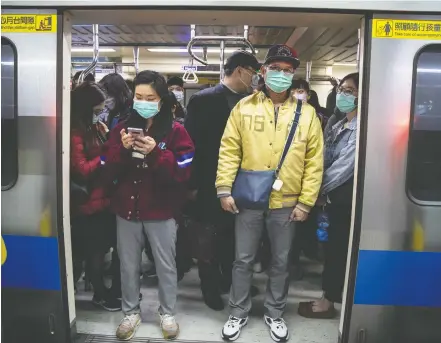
[407,44,441,203]
[1,37,19,191]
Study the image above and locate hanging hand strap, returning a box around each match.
[276,101,303,176]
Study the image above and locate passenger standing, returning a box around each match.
[98,70,194,341]
[99,73,133,129]
[184,50,261,311]
[70,82,121,311]
[298,72,359,319]
[167,76,186,110]
[326,77,338,114]
[217,45,324,342]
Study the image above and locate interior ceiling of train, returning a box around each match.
[70,10,362,67]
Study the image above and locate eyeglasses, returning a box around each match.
[267,65,295,76]
[337,87,356,96]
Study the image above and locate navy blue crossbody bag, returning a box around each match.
[232,101,303,210]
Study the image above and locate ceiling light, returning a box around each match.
[417,68,441,73]
[71,47,116,52]
[333,63,357,67]
[147,47,258,54]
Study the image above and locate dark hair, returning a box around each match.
[125,79,134,92]
[308,90,320,112]
[339,72,359,90]
[169,91,186,119]
[99,73,132,123]
[292,78,310,92]
[72,71,95,88]
[126,70,174,141]
[71,82,106,130]
[167,76,184,88]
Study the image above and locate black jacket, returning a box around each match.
[184,84,245,220]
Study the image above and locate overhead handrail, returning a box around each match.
[187,24,255,81]
[133,46,139,75]
[79,24,99,83]
[182,58,199,84]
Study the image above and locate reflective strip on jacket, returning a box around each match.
[215,91,324,211]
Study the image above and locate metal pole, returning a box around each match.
[244,25,249,39]
[133,46,139,75]
[219,40,225,81]
[79,24,99,83]
[356,28,361,71]
[306,61,312,82]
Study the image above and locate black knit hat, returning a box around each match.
[264,44,300,68]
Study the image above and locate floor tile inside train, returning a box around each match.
[75,257,340,343]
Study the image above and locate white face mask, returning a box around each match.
[294,92,307,101]
[172,90,184,102]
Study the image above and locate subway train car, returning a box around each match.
[1,1,441,343]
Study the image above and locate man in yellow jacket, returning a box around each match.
[217,44,324,342]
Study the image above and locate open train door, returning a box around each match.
[339,13,441,343]
[1,8,72,343]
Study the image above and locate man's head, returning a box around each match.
[223,50,261,94]
[167,76,185,103]
[260,44,300,94]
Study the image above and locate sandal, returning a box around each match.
[298,301,337,319]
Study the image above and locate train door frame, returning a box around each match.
[1,8,72,343]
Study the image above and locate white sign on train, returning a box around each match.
[182,66,198,71]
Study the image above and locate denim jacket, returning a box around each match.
[321,114,357,195]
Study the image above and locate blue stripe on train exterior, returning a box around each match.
[354,250,441,307]
[177,151,195,168]
[1,235,61,291]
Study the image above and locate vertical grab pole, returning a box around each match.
[79,24,99,83]
[219,40,226,81]
[133,46,139,75]
[356,28,361,71]
[244,25,249,39]
[306,61,312,82]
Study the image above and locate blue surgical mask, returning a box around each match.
[172,90,184,103]
[133,99,160,119]
[336,93,357,113]
[265,70,293,93]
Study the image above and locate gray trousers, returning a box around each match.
[229,208,296,319]
[116,216,178,315]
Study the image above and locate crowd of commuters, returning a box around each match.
[70,43,359,342]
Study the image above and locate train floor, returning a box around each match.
[74,256,340,343]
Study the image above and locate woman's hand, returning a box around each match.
[97,121,109,136]
[121,129,134,149]
[133,136,156,155]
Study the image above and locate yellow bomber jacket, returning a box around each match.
[215,91,324,212]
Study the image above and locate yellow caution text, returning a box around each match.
[1,14,57,33]
[373,19,441,40]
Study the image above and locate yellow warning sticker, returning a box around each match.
[373,19,441,40]
[1,14,57,33]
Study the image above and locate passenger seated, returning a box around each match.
[99,73,133,129]
[70,81,121,311]
[298,72,359,319]
[95,70,194,341]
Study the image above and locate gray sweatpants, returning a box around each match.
[229,208,296,319]
[116,216,178,315]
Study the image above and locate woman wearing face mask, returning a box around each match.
[298,72,359,319]
[99,73,133,130]
[70,82,121,311]
[96,71,194,341]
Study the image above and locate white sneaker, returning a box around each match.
[160,314,179,340]
[221,315,248,341]
[264,315,289,342]
[116,313,141,341]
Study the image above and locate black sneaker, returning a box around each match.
[92,295,122,312]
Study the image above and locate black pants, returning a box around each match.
[71,211,119,299]
[290,207,320,265]
[322,201,352,303]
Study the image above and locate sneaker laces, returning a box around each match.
[161,314,176,327]
[119,314,138,331]
[272,318,286,330]
[226,316,241,328]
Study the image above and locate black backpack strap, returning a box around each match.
[276,101,302,176]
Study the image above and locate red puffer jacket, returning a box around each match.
[70,127,111,217]
[88,122,195,221]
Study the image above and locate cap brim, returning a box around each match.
[265,56,300,69]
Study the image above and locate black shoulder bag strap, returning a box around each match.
[276,100,303,177]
